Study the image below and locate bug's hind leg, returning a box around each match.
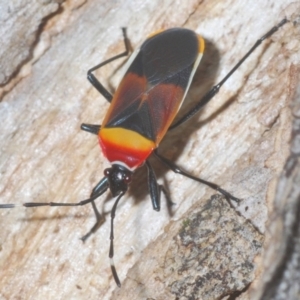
[87,28,131,103]
[81,28,131,136]
[169,18,289,130]
[154,150,240,203]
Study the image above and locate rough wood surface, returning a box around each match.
[0,1,60,86]
[0,0,299,299]
[250,65,300,300]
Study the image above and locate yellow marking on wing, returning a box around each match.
[198,35,205,53]
[147,29,165,39]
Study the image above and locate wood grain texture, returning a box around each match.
[0,1,60,86]
[0,0,299,299]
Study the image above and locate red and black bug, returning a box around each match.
[0,19,288,286]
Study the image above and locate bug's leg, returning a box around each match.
[80,123,101,135]
[80,202,103,242]
[82,28,130,135]
[145,160,160,211]
[109,192,125,287]
[169,18,289,130]
[154,150,240,203]
[145,160,174,211]
[80,178,109,241]
[87,27,131,103]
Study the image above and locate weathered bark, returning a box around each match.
[0,1,299,299]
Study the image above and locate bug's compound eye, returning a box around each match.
[123,173,132,184]
[104,168,111,177]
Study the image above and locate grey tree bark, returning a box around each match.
[0,1,299,299]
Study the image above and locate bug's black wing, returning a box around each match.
[102,28,204,144]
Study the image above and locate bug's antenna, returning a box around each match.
[0,204,15,208]
[0,177,109,209]
[109,192,125,287]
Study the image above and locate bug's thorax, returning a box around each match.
[99,127,155,169]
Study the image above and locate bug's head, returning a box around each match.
[104,164,133,197]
